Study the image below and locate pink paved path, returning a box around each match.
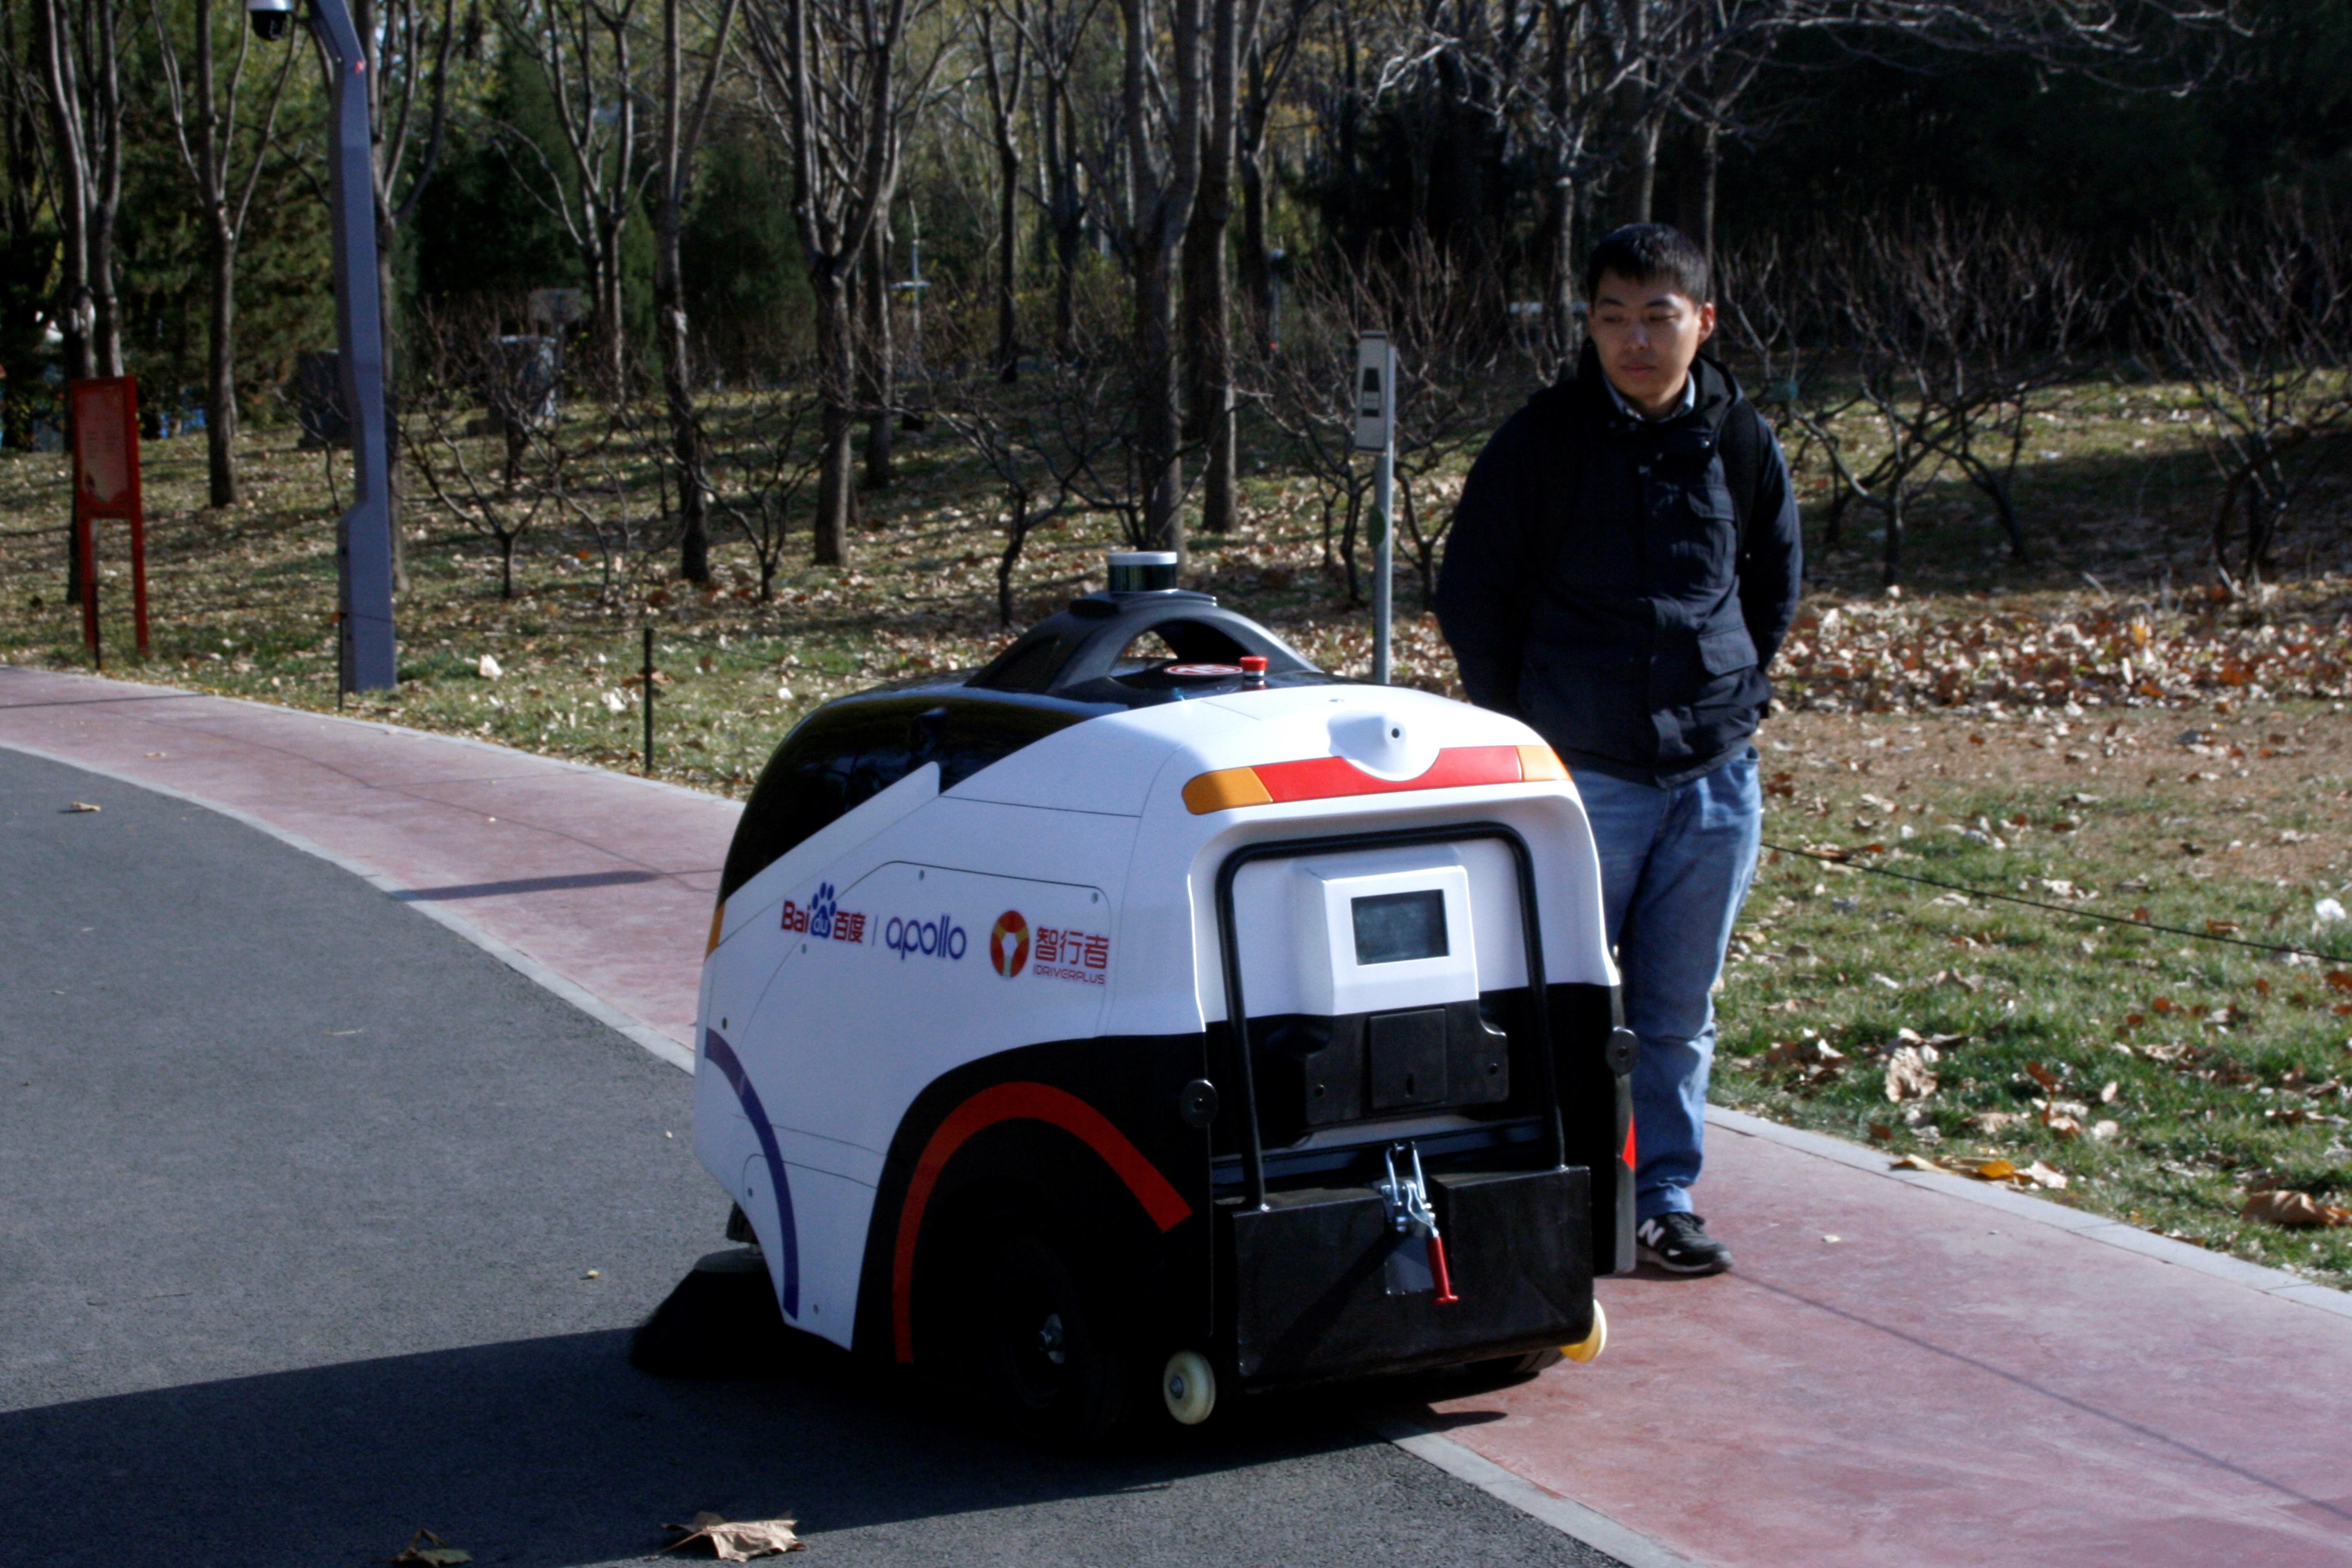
[0,666,732,1051]
[7,664,2350,1568]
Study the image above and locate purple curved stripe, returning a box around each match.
[703,1028,800,1317]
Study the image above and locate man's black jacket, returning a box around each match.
[1434,343,1803,788]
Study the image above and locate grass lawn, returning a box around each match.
[7,372,2352,1282]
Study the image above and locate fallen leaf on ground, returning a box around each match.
[2022,1060,2062,1092]
[1970,1111,2026,1134]
[2091,1120,2121,1142]
[2241,1189,2352,1228]
[64,802,100,813]
[1943,1155,2019,1180]
[2018,1161,2069,1190]
[1883,1045,1940,1102]
[477,653,502,680]
[389,1529,472,1566]
[665,1513,805,1561]
[1889,1154,1945,1172]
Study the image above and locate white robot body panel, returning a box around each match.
[690,584,1634,1379]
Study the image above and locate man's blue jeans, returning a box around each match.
[1573,749,1761,1223]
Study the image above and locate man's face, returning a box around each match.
[1587,270,1717,419]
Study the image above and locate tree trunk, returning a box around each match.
[87,0,122,377]
[377,220,410,592]
[1182,0,1238,533]
[205,223,239,506]
[811,270,854,565]
[1045,83,1082,361]
[188,0,238,506]
[1618,115,1660,227]
[1545,173,1576,366]
[659,213,706,580]
[598,218,629,389]
[861,217,894,489]
[995,130,1021,381]
[37,0,91,383]
[1694,122,1719,263]
[655,0,736,582]
[1135,246,1184,553]
[1237,137,1271,336]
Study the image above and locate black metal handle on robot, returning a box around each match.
[1212,821,1566,1212]
[969,591,1317,698]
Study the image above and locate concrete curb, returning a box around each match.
[0,734,697,1074]
[1706,1104,2352,1320]
[1369,1414,1704,1568]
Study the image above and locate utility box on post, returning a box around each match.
[1353,332,1395,454]
[67,376,150,666]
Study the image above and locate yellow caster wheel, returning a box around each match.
[1162,1349,1217,1425]
[1561,1299,1608,1364]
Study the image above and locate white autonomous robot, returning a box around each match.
[686,552,1636,1439]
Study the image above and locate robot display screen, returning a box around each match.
[1351,889,1449,965]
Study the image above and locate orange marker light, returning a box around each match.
[706,900,727,956]
[1182,744,1568,815]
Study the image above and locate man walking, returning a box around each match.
[1436,224,1801,1275]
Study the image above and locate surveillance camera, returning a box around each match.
[248,0,291,40]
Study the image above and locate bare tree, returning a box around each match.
[931,279,1137,620]
[1779,212,2099,585]
[741,0,944,566]
[496,0,652,386]
[405,301,574,598]
[1018,0,1099,362]
[1255,230,1528,602]
[350,0,462,591]
[1,0,58,447]
[1920,220,2101,550]
[1234,0,1310,338]
[653,0,741,583]
[2139,203,2352,580]
[1113,0,1205,553]
[974,0,1027,379]
[708,384,823,600]
[35,0,127,378]
[149,0,302,507]
[859,205,894,486]
[1179,0,1263,534]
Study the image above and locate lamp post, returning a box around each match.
[251,0,396,693]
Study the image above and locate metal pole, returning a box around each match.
[642,627,656,772]
[1354,330,1397,687]
[1372,440,1393,686]
[307,0,397,693]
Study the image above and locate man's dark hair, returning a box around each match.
[1583,224,1710,305]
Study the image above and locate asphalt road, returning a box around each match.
[0,746,1619,1568]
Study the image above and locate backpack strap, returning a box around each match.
[1718,398,1770,546]
[1525,382,1585,585]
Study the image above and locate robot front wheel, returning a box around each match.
[961,1216,1132,1444]
[948,1211,1217,1442]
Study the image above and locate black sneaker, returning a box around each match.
[1637,1213,1733,1275]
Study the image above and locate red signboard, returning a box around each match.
[67,377,148,664]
